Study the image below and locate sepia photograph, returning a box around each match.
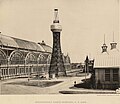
[0,0,120,103]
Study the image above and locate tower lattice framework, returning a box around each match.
[49,9,66,78]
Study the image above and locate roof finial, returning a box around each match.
[101,34,108,53]
[113,31,114,42]
[104,34,105,44]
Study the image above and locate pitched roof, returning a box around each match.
[94,49,120,68]
[94,54,120,68]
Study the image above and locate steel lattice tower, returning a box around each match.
[49,9,66,78]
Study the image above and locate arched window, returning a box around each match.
[38,54,46,64]
[47,54,51,64]
[65,56,71,63]
[25,52,37,64]
[0,49,7,65]
[9,50,24,64]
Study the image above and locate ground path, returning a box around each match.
[0,74,89,94]
[0,74,115,94]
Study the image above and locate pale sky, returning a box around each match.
[0,0,119,62]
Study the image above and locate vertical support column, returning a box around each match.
[0,67,1,94]
[119,67,120,87]
[95,69,98,89]
[0,65,1,80]
[110,69,113,89]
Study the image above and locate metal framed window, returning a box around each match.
[105,69,110,81]
[113,69,119,82]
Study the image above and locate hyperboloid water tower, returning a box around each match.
[49,9,66,78]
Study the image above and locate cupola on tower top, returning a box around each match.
[51,9,62,32]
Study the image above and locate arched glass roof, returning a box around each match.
[0,34,19,47]
[0,33,51,52]
[40,44,52,53]
[12,37,45,51]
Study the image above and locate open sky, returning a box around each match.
[0,0,119,62]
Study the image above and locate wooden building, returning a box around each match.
[94,39,120,89]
